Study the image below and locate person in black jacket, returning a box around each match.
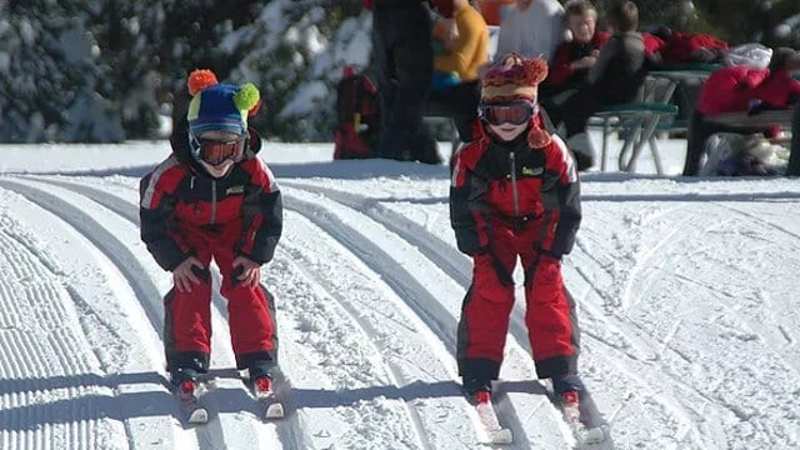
[369,0,455,164]
[545,0,647,170]
[450,54,585,414]
[140,69,282,393]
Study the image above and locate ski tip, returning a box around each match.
[265,402,285,420]
[187,408,209,424]
[488,429,513,445]
[578,425,610,447]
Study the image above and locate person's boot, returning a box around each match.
[566,133,596,171]
[412,130,442,165]
[462,376,492,404]
[552,374,585,424]
[170,367,201,400]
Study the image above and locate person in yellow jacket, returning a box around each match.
[430,0,490,145]
[434,0,489,82]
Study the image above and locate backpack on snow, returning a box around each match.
[333,66,381,160]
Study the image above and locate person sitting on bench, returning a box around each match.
[683,48,800,176]
[544,0,647,171]
[542,0,610,97]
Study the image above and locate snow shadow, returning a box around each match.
[0,373,551,430]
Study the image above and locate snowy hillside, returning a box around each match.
[0,139,798,449]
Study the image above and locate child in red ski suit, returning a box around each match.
[450,54,585,406]
[140,70,282,391]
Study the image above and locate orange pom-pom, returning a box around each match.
[188,69,218,96]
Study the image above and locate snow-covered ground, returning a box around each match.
[0,134,798,449]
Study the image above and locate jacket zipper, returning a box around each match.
[509,151,520,218]
[210,180,217,225]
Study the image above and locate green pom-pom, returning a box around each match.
[234,83,260,111]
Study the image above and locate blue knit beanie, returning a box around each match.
[186,69,261,137]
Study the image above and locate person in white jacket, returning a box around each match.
[495,0,565,64]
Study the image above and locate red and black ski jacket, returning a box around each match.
[450,118,581,258]
[139,128,282,271]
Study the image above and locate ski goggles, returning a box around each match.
[479,101,537,126]
[192,136,246,166]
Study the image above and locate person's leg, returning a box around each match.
[788,103,800,176]
[214,222,278,379]
[521,251,580,382]
[560,87,600,170]
[384,5,439,163]
[431,81,481,143]
[164,232,213,386]
[372,7,399,159]
[457,224,517,394]
[683,110,713,176]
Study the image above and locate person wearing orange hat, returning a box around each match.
[450,54,585,413]
[140,69,282,400]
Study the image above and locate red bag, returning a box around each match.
[333,67,381,160]
[662,32,728,64]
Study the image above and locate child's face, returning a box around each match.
[568,13,596,44]
[482,100,535,142]
[196,130,245,178]
[488,122,528,142]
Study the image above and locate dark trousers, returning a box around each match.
[544,86,602,137]
[683,111,773,176]
[788,104,800,176]
[372,3,439,163]
[428,80,481,143]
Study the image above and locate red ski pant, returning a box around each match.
[457,219,579,381]
[164,220,277,372]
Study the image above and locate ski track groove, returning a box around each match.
[23,175,308,450]
[573,201,800,448]
[280,184,546,449]
[0,212,108,449]
[718,202,800,244]
[284,183,742,448]
[280,211,486,450]
[58,175,478,449]
[568,219,718,445]
[0,178,226,450]
[279,244,434,450]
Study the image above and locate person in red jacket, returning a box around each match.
[450,54,585,410]
[140,70,282,393]
[543,0,610,95]
[750,47,800,112]
[682,51,800,175]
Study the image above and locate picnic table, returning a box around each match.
[596,64,718,174]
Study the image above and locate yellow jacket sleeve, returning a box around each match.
[434,6,488,81]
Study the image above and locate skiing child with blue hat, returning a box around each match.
[139,69,282,418]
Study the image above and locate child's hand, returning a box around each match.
[173,256,205,293]
[232,256,261,289]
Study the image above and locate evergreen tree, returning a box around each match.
[0,1,123,142]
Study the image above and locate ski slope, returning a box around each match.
[0,138,798,449]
